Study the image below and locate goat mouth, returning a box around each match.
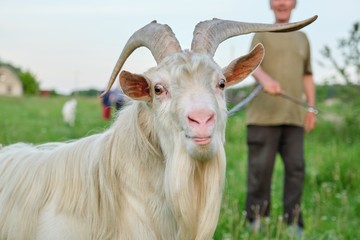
[186,135,212,145]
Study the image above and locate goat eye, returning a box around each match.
[154,84,164,95]
[218,79,226,90]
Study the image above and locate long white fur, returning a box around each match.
[0,52,228,240]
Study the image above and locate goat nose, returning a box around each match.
[187,109,215,130]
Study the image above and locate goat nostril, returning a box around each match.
[188,116,200,124]
[206,113,215,125]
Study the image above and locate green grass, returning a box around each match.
[0,96,111,144]
[0,85,359,239]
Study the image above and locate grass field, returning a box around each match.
[0,85,359,239]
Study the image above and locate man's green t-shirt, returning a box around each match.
[247,31,312,127]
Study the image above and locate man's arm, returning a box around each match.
[303,74,315,107]
[253,66,282,95]
[303,74,317,133]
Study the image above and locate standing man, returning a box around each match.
[244,0,317,233]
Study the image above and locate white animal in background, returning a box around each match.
[0,16,316,240]
[62,98,77,126]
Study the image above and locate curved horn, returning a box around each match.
[191,15,318,56]
[102,20,182,95]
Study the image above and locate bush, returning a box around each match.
[18,71,40,95]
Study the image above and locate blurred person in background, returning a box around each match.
[101,90,112,120]
[244,0,317,235]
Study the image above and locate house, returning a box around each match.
[0,66,23,96]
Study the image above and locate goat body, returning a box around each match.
[0,17,316,239]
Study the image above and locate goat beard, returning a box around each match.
[163,135,226,239]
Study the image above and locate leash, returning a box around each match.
[279,92,320,114]
[227,84,263,117]
[227,84,320,117]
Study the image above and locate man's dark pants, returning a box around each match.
[245,125,305,228]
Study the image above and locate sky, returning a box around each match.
[1,0,359,94]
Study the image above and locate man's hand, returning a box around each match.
[304,111,316,133]
[262,79,283,95]
[253,66,282,95]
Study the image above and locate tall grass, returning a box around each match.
[0,85,359,239]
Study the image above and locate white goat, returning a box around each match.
[0,17,316,240]
[62,98,77,126]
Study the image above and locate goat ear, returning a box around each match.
[223,43,264,87]
[119,70,151,101]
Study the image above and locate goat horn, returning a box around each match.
[191,15,318,56]
[102,20,182,96]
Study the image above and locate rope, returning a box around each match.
[227,84,263,117]
[227,84,320,117]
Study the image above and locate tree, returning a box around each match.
[18,71,40,95]
[320,22,360,87]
